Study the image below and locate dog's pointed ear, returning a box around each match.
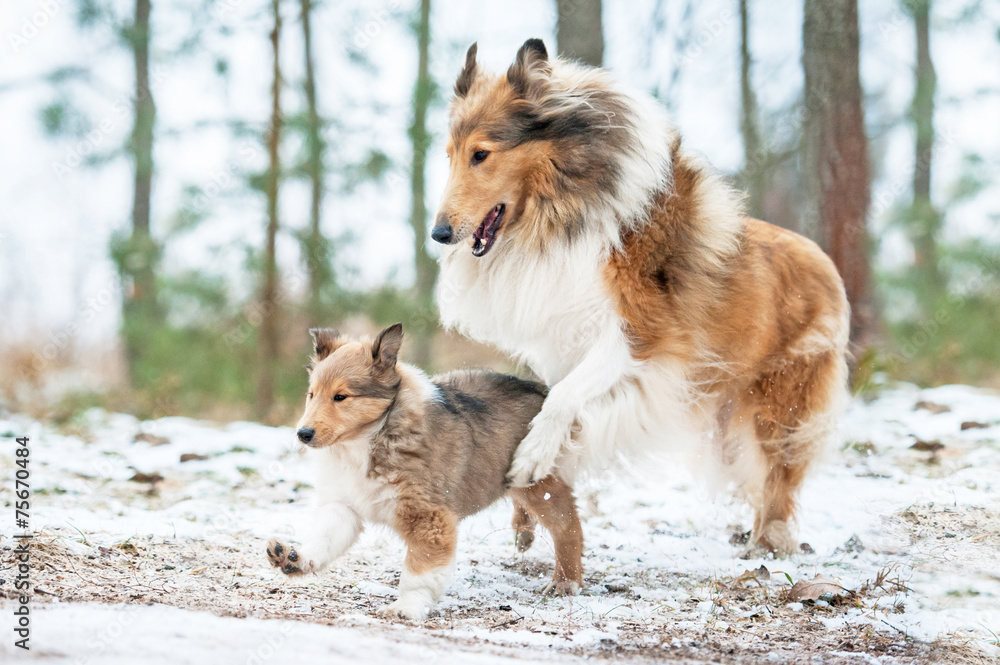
[454,42,478,98]
[506,38,550,97]
[372,323,403,369]
[310,328,344,364]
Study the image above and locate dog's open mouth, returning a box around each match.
[472,204,505,257]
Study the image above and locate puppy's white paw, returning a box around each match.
[378,596,432,621]
[507,414,571,488]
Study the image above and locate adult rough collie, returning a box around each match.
[430,39,850,556]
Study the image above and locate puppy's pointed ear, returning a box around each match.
[309,328,344,364]
[506,38,550,97]
[372,323,403,369]
[454,42,478,98]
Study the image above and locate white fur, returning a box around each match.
[288,433,397,573]
[309,433,398,525]
[436,73,776,491]
[379,560,455,621]
[295,502,363,573]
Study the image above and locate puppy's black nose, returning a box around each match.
[296,428,315,444]
[431,222,454,245]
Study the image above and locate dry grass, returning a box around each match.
[1,532,993,665]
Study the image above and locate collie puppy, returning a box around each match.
[430,39,850,555]
[266,324,584,620]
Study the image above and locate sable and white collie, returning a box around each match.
[267,324,584,620]
[431,39,850,555]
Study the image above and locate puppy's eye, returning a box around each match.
[307,392,314,399]
[471,149,489,165]
[333,394,348,402]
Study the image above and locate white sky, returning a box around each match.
[0,0,998,349]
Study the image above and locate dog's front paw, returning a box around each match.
[507,415,570,488]
[266,537,310,575]
[378,596,432,621]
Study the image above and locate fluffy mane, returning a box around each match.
[449,42,682,250]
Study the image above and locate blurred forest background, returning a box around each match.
[1,0,998,425]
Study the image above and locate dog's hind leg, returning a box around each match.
[510,476,584,595]
[744,348,846,556]
[511,502,538,552]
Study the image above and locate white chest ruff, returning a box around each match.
[308,442,397,525]
[436,237,715,476]
[437,235,621,384]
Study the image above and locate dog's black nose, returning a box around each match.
[296,428,315,444]
[431,223,454,244]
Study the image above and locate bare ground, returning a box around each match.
[1,530,993,665]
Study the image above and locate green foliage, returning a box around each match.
[948,152,989,203]
[112,268,313,422]
[881,243,1000,386]
[75,0,108,28]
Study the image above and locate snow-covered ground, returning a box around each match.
[1,383,999,664]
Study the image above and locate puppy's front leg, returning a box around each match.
[380,504,458,620]
[267,502,361,575]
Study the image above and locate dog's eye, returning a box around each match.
[307,392,314,399]
[471,149,489,165]
[333,394,348,402]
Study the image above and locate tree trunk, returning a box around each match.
[738,0,766,220]
[801,0,874,346]
[908,0,941,292]
[556,0,604,67]
[407,0,436,367]
[256,0,282,418]
[299,0,330,326]
[123,0,159,382]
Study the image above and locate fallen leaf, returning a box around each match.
[960,421,989,430]
[735,565,771,586]
[134,432,170,446]
[914,400,951,414]
[128,470,164,484]
[910,439,945,453]
[788,575,850,602]
[180,453,210,463]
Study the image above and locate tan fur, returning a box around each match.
[395,498,459,576]
[436,43,850,556]
[605,159,849,552]
[297,325,585,591]
[510,476,584,590]
[441,133,574,253]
